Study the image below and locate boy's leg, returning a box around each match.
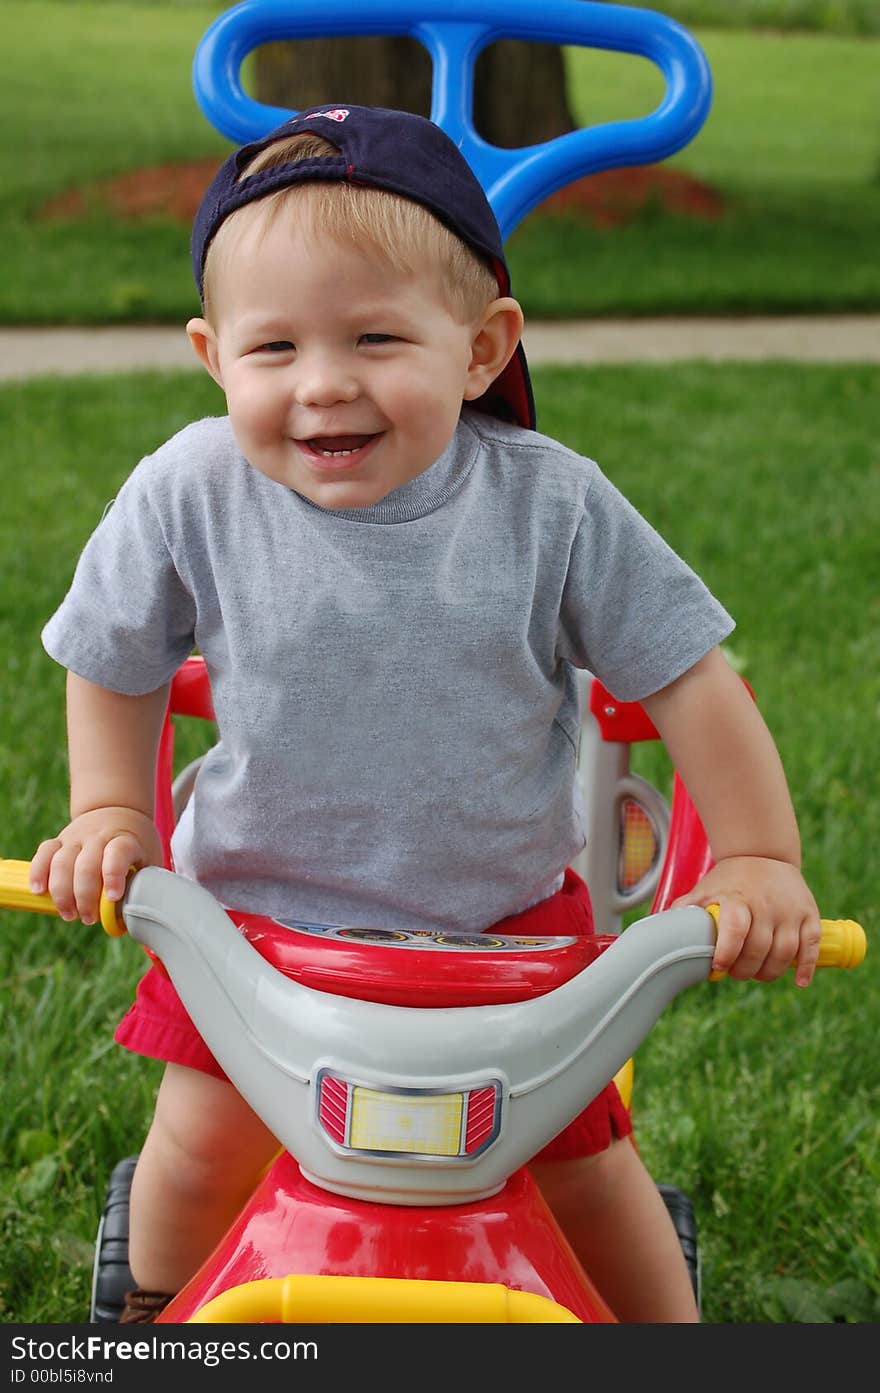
[127,1062,280,1296]
[530,1138,699,1323]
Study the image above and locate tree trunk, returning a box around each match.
[254,37,575,147]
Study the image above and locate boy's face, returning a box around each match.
[188,211,521,510]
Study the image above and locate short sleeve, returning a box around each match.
[557,466,735,701]
[41,461,197,695]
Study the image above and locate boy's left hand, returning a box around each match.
[673,856,822,988]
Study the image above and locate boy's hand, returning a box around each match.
[673,856,822,988]
[29,808,163,926]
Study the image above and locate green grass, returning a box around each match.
[619,0,880,36]
[0,362,877,1323]
[509,29,880,315]
[2,4,879,321]
[32,0,880,35]
[566,29,880,191]
[2,1,226,324]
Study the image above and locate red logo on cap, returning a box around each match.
[305,108,349,123]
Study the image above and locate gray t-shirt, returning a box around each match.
[42,408,733,932]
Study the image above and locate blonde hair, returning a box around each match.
[202,133,500,323]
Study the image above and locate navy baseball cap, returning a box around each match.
[191,104,535,431]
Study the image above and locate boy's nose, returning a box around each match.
[294,354,359,407]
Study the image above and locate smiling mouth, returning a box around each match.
[302,434,380,459]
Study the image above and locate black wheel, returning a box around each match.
[658,1183,701,1313]
[90,1155,138,1322]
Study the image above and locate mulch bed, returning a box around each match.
[39,158,724,227]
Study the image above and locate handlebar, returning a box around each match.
[0,858,867,970]
[702,902,867,974]
[1,858,866,1205]
[0,858,126,937]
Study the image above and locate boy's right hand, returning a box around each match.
[29,808,163,926]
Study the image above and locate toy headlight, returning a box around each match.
[317,1071,502,1160]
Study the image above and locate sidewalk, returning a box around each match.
[1,314,878,380]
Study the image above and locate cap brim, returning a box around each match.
[479,341,535,430]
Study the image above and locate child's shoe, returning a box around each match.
[119,1288,174,1323]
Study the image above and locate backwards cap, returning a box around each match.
[191,104,535,431]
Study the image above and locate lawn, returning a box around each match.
[0,362,877,1323]
[512,28,880,314]
[624,0,880,35]
[2,2,879,321]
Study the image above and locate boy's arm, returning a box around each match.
[29,671,169,924]
[641,647,821,987]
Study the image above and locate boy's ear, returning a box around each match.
[186,318,224,387]
[463,297,525,403]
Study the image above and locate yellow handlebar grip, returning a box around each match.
[705,903,867,978]
[0,858,127,937]
[99,891,127,938]
[817,919,867,969]
[0,859,58,916]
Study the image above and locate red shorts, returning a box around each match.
[114,868,632,1162]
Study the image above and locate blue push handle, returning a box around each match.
[193,0,711,238]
